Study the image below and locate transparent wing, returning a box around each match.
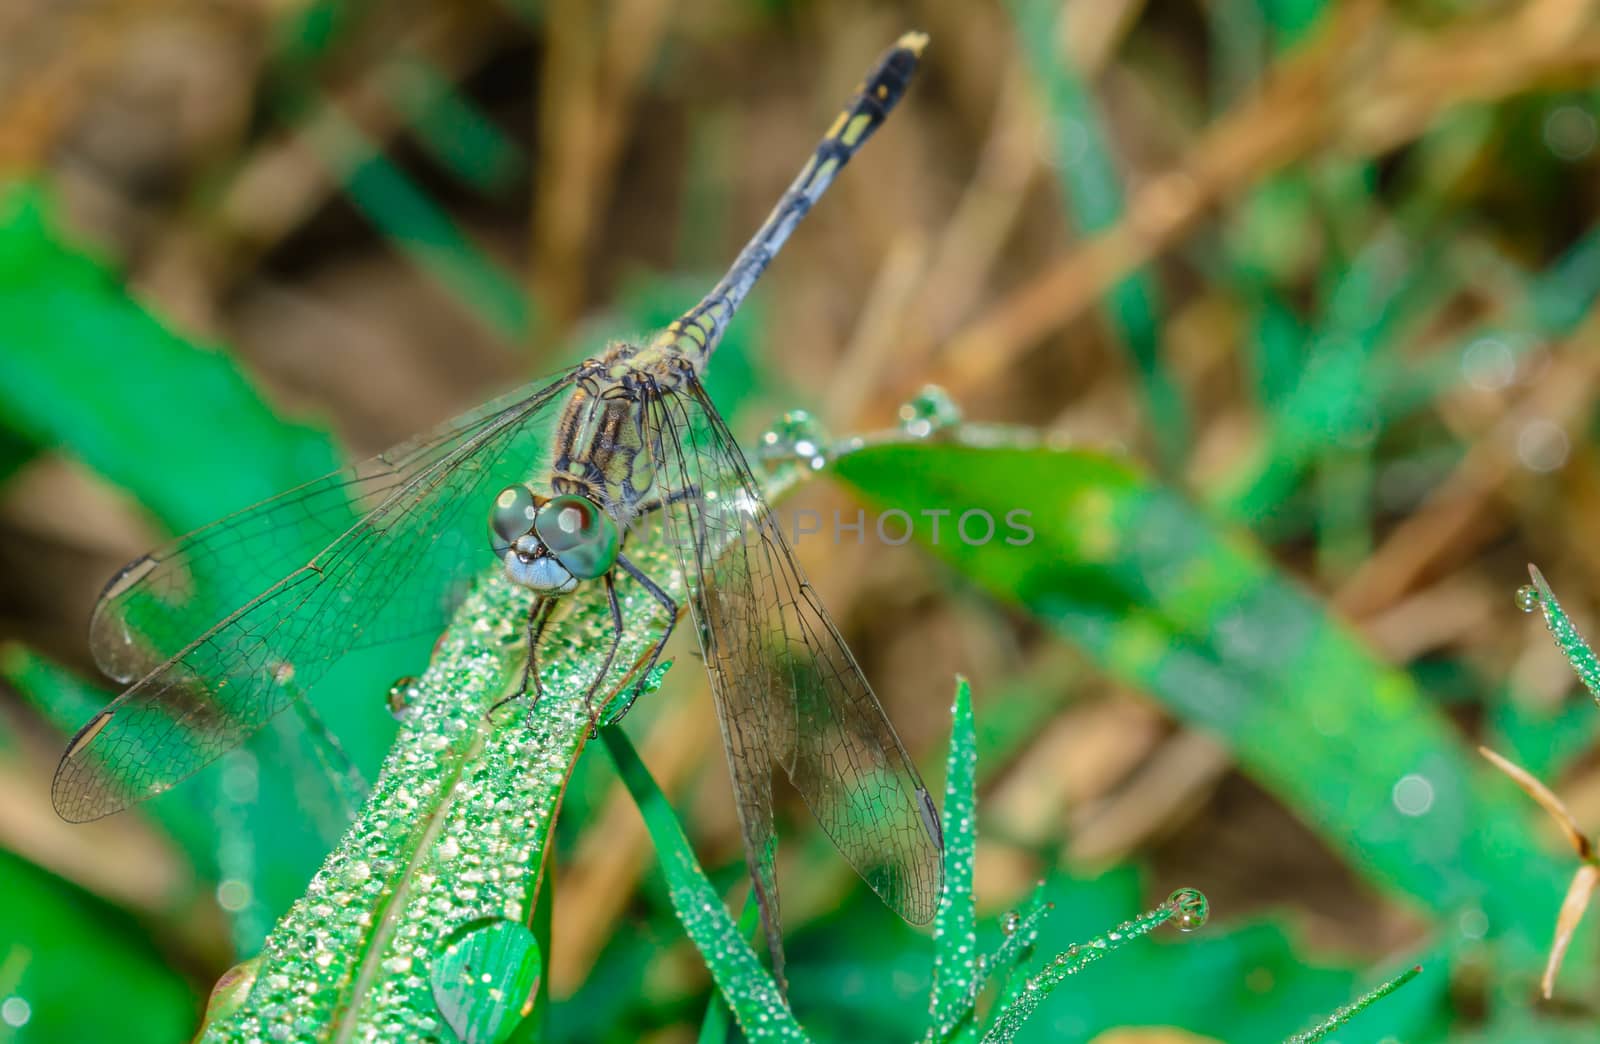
[54,369,579,822]
[89,377,578,684]
[642,376,944,963]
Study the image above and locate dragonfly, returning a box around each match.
[54,31,943,975]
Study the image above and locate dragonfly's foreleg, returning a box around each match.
[490,596,555,719]
[607,552,679,724]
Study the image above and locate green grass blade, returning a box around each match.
[927,676,978,1040]
[309,107,533,341]
[977,892,1198,1043]
[600,726,807,1043]
[1283,964,1422,1043]
[965,884,1052,1028]
[1003,0,1188,469]
[1526,565,1600,704]
[696,898,762,1044]
[383,56,526,195]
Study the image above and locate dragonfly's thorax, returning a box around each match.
[547,358,671,522]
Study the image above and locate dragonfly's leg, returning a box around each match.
[608,552,679,723]
[582,574,627,730]
[630,485,702,517]
[490,597,555,719]
[622,485,702,551]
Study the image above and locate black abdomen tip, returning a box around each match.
[863,32,930,116]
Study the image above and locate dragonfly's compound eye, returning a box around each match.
[534,494,619,580]
[489,484,540,555]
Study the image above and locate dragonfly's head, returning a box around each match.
[490,485,619,594]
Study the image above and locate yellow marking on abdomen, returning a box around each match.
[841,113,873,147]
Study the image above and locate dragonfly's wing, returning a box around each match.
[642,376,944,971]
[55,369,580,822]
[90,376,578,684]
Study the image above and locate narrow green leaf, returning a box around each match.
[926,676,977,1040]
[1004,0,1188,468]
[1526,565,1600,704]
[968,884,1052,1030]
[988,866,1431,1041]
[1283,964,1423,1043]
[601,726,808,1043]
[384,57,525,195]
[978,890,1200,1043]
[696,898,762,1044]
[308,107,533,341]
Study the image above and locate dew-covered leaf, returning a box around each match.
[927,675,978,1040]
[196,541,676,1040]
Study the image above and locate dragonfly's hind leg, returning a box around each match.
[622,485,703,549]
[605,553,679,724]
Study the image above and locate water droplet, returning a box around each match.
[1516,418,1570,473]
[388,676,419,719]
[1167,887,1209,931]
[898,385,962,438]
[216,878,253,912]
[1000,911,1022,936]
[758,410,831,471]
[432,920,542,1044]
[1462,337,1516,391]
[1391,773,1435,817]
[1,996,31,1028]
[1515,584,1541,613]
[1545,103,1598,160]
